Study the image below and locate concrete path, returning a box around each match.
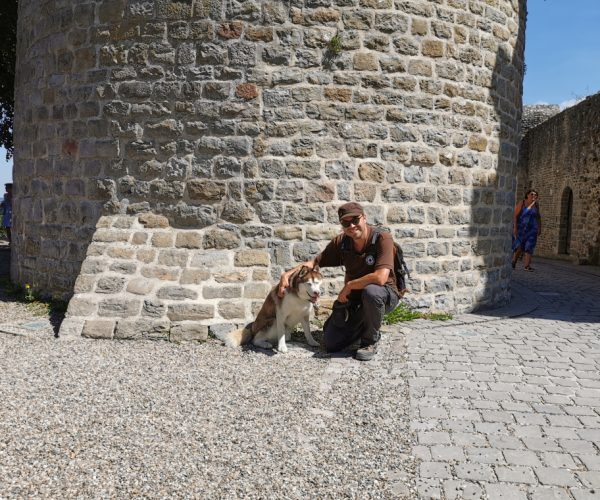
[404,258,600,499]
[0,257,599,499]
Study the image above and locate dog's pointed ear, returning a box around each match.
[298,265,309,278]
[312,264,320,273]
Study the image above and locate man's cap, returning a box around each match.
[338,202,365,220]
[4,183,12,188]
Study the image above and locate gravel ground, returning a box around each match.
[0,299,415,499]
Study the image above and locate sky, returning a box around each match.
[1,0,599,189]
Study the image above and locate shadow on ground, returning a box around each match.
[468,257,600,324]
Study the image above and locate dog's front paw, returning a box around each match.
[277,344,288,354]
[306,338,320,347]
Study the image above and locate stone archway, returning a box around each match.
[558,186,573,255]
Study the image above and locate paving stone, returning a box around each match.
[577,454,600,470]
[430,445,465,462]
[529,487,572,500]
[570,489,600,500]
[418,431,451,445]
[503,450,542,467]
[483,483,528,500]
[541,452,578,469]
[442,480,483,500]
[464,447,504,464]
[495,465,537,484]
[576,471,600,489]
[419,461,451,479]
[534,467,579,487]
[454,463,496,481]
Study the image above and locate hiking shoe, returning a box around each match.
[524,266,534,272]
[355,342,378,361]
[511,260,516,269]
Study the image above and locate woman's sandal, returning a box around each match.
[524,266,534,272]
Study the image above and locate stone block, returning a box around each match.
[158,249,189,267]
[107,247,135,259]
[422,39,445,58]
[358,162,385,182]
[214,271,247,283]
[167,304,214,321]
[115,319,170,340]
[139,213,170,228]
[96,276,126,294]
[140,266,180,281]
[82,320,115,339]
[243,283,271,299]
[175,232,203,249]
[234,250,269,267]
[93,229,130,243]
[169,323,209,342]
[191,251,230,268]
[58,318,85,338]
[127,245,152,264]
[73,275,96,294]
[97,298,142,318]
[252,269,269,281]
[127,278,155,295]
[157,286,198,300]
[109,261,138,274]
[67,297,98,316]
[203,286,242,299]
[142,300,167,318]
[235,83,259,99]
[81,259,108,274]
[203,229,241,250]
[274,227,303,240]
[180,269,211,285]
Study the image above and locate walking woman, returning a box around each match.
[512,189,542,271]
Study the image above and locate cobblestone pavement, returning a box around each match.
[405,258,600,499]
[1,258,599,498]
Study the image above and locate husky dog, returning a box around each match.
[216,266,323,353]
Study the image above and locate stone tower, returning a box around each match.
[13,0,526,340]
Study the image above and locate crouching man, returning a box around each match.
[278,202,400,361]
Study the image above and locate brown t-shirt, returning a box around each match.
[315,225,399,300]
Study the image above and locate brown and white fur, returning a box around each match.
[216,266,323,353]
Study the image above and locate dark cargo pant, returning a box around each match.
[323,284,400,353]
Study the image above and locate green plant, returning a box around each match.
[383,302,452,325]
[0,278,67,318]
[328,33,342,55]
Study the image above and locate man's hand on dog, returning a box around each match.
[277,274,289,298]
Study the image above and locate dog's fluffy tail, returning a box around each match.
[214,326,253,348]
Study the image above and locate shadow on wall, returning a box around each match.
[0,247,9,277]
[469,2,526,311]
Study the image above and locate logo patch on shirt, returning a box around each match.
[365,255,375,266]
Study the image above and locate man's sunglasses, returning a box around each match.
[340,216,362,228]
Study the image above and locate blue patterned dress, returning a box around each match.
[512,203,540,254]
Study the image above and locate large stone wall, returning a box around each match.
[519,92,600,265]
[12,0,526,339]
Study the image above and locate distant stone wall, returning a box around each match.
[515,104,561,200]
[519,93,600,264]
[13,0,526,339]
[521,104,560,137]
